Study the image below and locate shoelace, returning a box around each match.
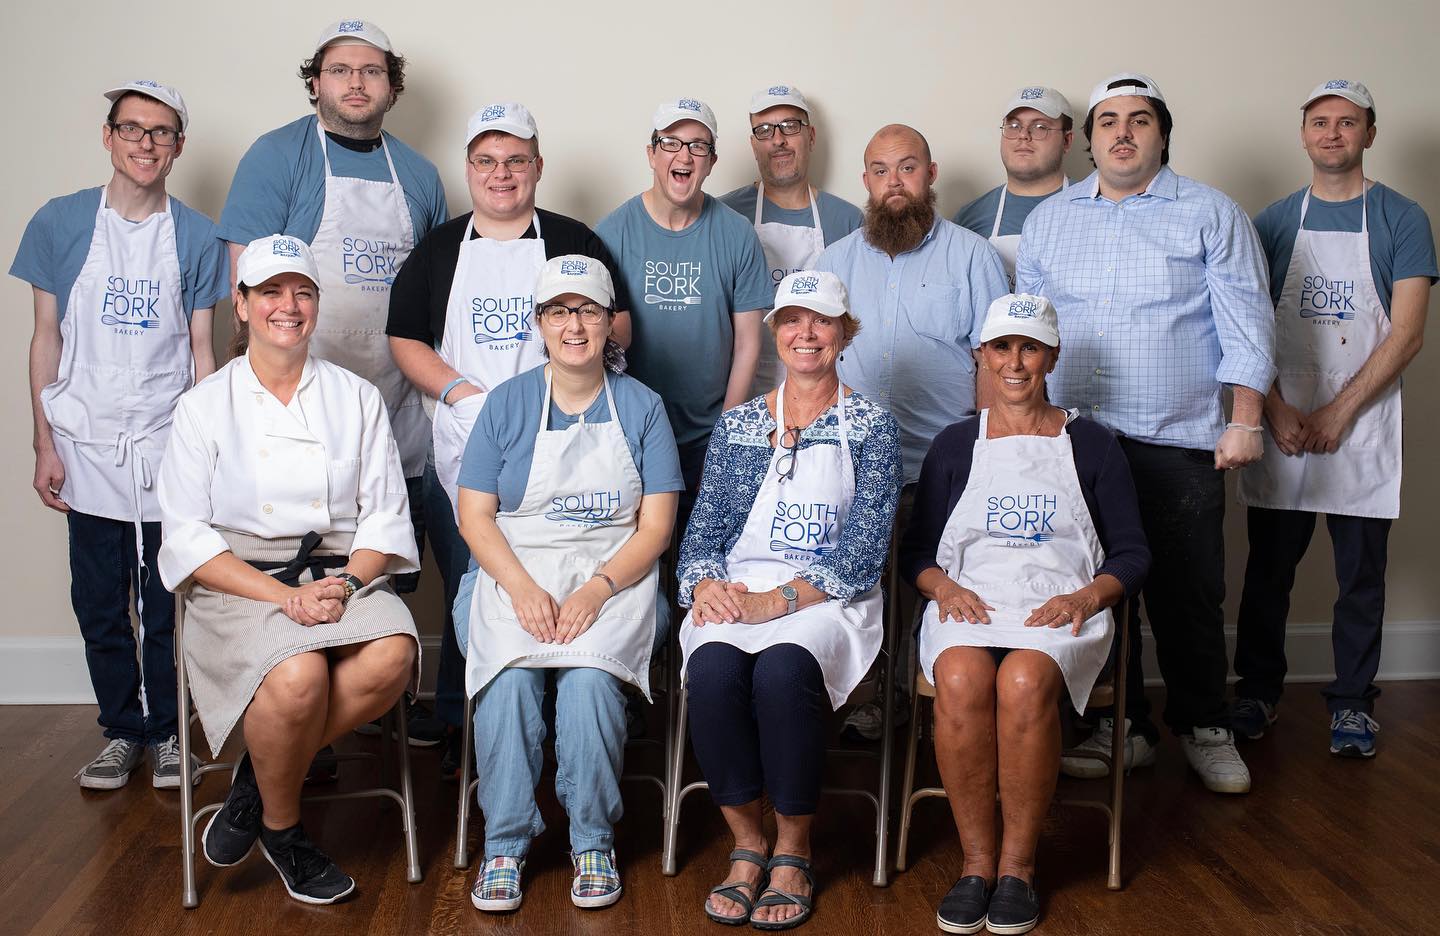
[90,739,138,769]
[225,765,263,827]
[154,737,181,768]
[1332,711,1379,733]
[1195,731,1245,766]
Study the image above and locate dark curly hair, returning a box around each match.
[298,46,406,107]
[1083,79,1173,167]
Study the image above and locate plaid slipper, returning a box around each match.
[570,849,622,908]
[471,855,525,912]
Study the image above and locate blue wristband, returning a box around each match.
[440,377,467,404]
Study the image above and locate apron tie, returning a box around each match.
[246,530,347,585]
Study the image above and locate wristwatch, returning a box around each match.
[340,573,364,601]
[780,584,799,615]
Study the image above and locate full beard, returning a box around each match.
[863,188,936,256]
[317,95,386,140]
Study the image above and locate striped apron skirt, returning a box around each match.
[182,529,419,757]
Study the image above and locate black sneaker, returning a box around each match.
[258,823,356,904]
[984,876,1039,935]
[354,697,446,747]
[203,752,262,867]
[937,875,990,934]
[439,727,463,783]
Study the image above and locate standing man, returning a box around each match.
[1018,73,1275,793]
[387,103,627,773]
[12,80,227,789]
[598,97,772,493]
[219,19,448,743]
[1235,80,1435,758]
[953,86,1075,290]
[720,85,861,396]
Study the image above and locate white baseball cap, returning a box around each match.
[764,271,850,323]
[652,97,718,138]
[465,102,538,148]
[314,19,392,53]
[749,84,811,116]
[1302,79,1375,113]
[237,236,321,291]
[534,255,615,308]
[1088,72,1166,112]
[104,80,189,132]
[979,293,1060,347]
[1003,86,1072,122]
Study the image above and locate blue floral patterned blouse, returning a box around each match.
[678,392,903,607]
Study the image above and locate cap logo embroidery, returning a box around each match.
[678,98,701,112]
[480,104,506,122]
[272,238,302,258]
[767,86,790,96]
[1008,298,1041,318]
[560,259,588,277]
[338,20,364,33]
[135,79,160,88]
[791,275,820,295]
[1020,87,1044,100]
[1325,79,1350,90]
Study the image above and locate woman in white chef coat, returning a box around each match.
[455,255,681,913]
[157,235,420,907]
[678,271,902,929]
[898,294,1149,936]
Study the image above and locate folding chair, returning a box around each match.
[895,599,1129,890]
[175,586,422,908]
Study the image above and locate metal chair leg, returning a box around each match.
[661,672,689,876]
[177,595,199,909]
[872,563,899,887]
[455,693,475,869]
[394,697,421,883]
[1106,600,1130,890]
[895,669,924,873]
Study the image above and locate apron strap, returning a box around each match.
[755,183,824,232]
[245,530,347,585]
[991,187,1007,239]
[1300,181,1371,232]
[315,121,401,185]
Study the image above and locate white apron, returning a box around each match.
[1238,186,1401,519]
[680,385,883,709]
[433,213,548,518]
[464,370,659,698]
[306,124,429,478]
[41,187,190,524]
[989,179,1067,291]
[917,410,1112,712]
[751,184,826,397]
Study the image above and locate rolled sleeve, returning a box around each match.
[157,399,231,589]
[350,386,421,574]
[1207,204,1276,394]
[677,420,743,608]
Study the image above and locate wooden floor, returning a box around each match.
[3,682,1438,936]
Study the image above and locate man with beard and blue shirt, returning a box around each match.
[720,85,861,397]
[219,18,449,746]
[1235,79,1435,759]
[953,86,1076,290]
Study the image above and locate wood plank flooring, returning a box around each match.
[2,682,1437,935]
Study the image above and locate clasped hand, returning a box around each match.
[282,576,347,626]
[691,579,780,626]
[506,577,609,644]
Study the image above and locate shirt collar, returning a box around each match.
[1075,164,1179,203]
[239,350,317,396]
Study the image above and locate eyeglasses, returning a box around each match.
[1000,121,1063,140]
[538,302,607,325]
[469,155,537,174]
[651,135,715,157]
[322,64,387,82]
[775,427,800,483]
[751,119,809,140]
[108,122,180,147]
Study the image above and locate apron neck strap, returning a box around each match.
[755,182,822,229]
[315,120,399,183]
[1300,181,1370,233]
[540,366,611,431]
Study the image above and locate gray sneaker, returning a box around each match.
[151,735,202,789]
[76,738,144,790]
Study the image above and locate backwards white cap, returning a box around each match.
[104,80,189,132]
[652,97,718,138]
[1088,72,1166,112]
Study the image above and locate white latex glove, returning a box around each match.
[1215,425,1263,470]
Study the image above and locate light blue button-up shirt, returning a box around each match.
[816,219,1008,482]
[1016,166,1275,451]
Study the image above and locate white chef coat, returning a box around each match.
[157,353,420,589]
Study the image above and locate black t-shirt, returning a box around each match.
[386,206,628,345]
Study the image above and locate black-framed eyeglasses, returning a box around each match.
[651,135,715,157]
[468,154,537,174]
[751,119,809,140]
[1000,121,1062,140]
[775,427,800,483]
[538,302,607,325]
[108,122,180,147]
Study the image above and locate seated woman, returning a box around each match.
[455,256,681,913]
[899,294,1149,935]
[679,271,901,930]
[156,236,420,905]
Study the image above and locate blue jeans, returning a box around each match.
[424,461,470,728]
[67,511,177,743]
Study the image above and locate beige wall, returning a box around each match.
[4,1,1438,652]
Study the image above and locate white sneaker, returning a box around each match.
[1181,727,1251,794]
[1060,718,1156,779]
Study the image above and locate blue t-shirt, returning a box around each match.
[953,182,1072,238]
[458,365,684,511]
[218,115,448,247]
[1253,183,1437,314]
[596,194,773,449]
[718,185,862,247]
[10,187,229,321]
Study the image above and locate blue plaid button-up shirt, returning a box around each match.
[1016,166,1275,450]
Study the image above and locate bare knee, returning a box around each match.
[350,635,415,699]
[995,653,1062,733]
[933,649,996,728]
[253,652,328,723]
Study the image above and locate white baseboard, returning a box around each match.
[3,626,1437,704]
